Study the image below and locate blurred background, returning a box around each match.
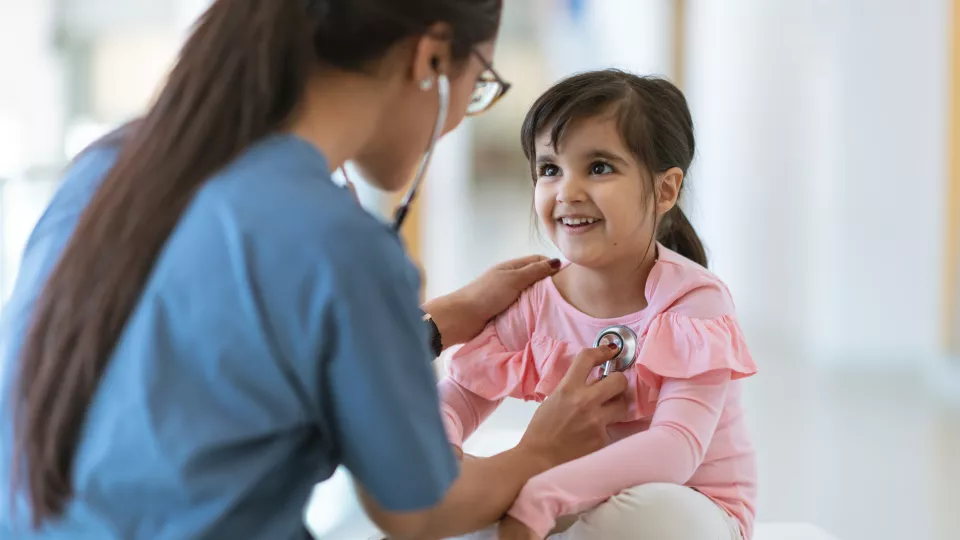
[1,0,959,539]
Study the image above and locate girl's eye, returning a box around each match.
[539,164,561,177]
[590,161,615,175]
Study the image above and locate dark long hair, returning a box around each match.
[14,0,501,527]
[520,69,707,267]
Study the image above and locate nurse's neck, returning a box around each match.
[288,71,386,173]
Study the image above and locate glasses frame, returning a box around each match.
[466,50,512,117]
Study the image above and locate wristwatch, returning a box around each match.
[422,312,443,358]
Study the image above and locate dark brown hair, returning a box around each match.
[13,0,501,527]
[521,69,707,267]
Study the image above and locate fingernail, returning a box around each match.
[607,343,619,350]
[549,259,562,269]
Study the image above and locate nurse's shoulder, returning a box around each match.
[195,133,413,283]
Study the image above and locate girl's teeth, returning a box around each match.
[561,217,598,226]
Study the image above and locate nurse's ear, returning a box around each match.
[411,23,454,87]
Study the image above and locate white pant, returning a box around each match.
[455,483,743,540]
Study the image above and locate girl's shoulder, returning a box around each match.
[636,247,757,384]
[503,274,555,320]
[647,245,737,320]
[486,276,555,351]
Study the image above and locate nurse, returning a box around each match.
[0,1,629,539]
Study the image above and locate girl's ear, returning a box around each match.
[657,167,684,216]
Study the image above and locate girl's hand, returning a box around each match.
[498,516,539,540]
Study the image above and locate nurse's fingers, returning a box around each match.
[558,345,618,390]
[509,257,563,288]
[599,393,630,424]
[586,371,629,405]
[498,254,549,270]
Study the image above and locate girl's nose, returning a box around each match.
[556,174,588,204]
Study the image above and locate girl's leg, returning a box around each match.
[551,483,742,540]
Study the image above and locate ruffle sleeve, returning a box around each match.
[447,325,576,403]
[628,312,757,418]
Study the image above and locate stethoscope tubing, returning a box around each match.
[393,74,451,232]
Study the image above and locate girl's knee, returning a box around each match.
[618,482,697,508]
[610,483,702,521]
[565,483,735,539]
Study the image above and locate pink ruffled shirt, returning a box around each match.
[438,246,758,539]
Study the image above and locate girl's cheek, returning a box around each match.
[534,189,553,223]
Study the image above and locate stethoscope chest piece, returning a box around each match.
[593,325,638,379]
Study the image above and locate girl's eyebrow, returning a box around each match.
[536,149,632,168]
[583,149,631,167]
[536,154,557,166]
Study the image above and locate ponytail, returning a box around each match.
[14,0,315,526]
[657,205,708,268]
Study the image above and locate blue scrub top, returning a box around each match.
[0,134,458,539]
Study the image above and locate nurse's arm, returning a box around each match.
[357,347,629,540]
[357,445,549,539]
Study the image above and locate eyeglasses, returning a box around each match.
[466,50,512,117]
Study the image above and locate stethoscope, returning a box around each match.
[339,73,451,232]
[594,325,639,379]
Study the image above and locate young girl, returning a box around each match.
[438,70,758,540]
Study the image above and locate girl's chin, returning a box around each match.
[556,244,650,270]
[555,249,607,269]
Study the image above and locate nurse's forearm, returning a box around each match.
[424,446,552,537]
[359,446,550,540]
[422,293,470,350]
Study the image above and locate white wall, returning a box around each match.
[0,0,65,170]
[685,0,949,367]
[422,126,477,300]
[0,0,66,299]
[0,0,210,302]
[585,0,676,78]
[826,0,948,365]
[57,0,203,40]
[533,0,676,80]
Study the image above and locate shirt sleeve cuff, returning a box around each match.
[440,403,464,447]
[507,492,558,539]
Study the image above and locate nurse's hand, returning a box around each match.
[518,344,629,468]
[423,255,561,348]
